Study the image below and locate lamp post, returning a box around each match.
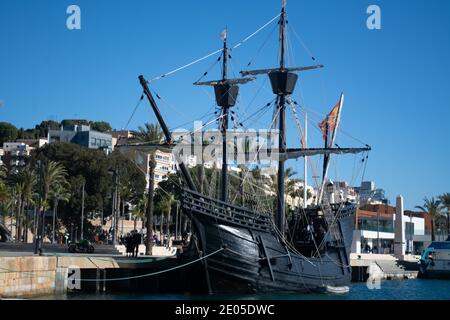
[108,168,119,245]
[175,200,180,240]
[80,179,85,241]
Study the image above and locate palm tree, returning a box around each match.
[156,194,176,243]
[288,185,313,208]
[439,193,450,237]
[37,160,67,244]
[270,167,297,214]
[270,167,297,194]
[131,123,164,255]
[8,166,37,242]
[416,197,442,241]
[17,167,38,242]
[0,172,10,225]
[133,123,164,144]
[131,195,146,231]
[49,181,71,243]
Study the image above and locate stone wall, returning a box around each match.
[0,256,57,298]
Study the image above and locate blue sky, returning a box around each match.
[1,0,449,210]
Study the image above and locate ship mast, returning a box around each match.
[220,29,229,202]
[276,0,288,233]
[194,30,255,202]
[240,0,324,233]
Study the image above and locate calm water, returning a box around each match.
[38,279,450,300]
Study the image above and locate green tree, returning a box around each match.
[91,121,112,133]
[7,166,38,242]
[131,195,146,231]
[0,122,18,146]
[130,123,164,254]
[33,142,145,240]
[37,160,68,242]
[35,120,60,138]
[439,193,450,237]
[49,181,71,243]
[133,123,164,143]
[288,184,313,208]
[416,197,442,242]
[61,119,90,127]
[0,167,9,225]
[156,193,176,237]
[17,128,36,139]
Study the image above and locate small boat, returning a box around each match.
[325,285,350,294]
[418,240,450,279]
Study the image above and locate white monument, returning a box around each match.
[394,195,406,258]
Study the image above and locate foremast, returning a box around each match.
[194,30,255,202]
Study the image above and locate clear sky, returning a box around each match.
[1,0,449,210]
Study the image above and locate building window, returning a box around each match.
[405,222,415,237]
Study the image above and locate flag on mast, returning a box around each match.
[319,94,344,141]
[220,28,227,41]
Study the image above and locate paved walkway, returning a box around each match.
[0,242,121,256]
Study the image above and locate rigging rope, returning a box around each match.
[123,93,144,130]
[231,107,281,203]
[149,14,280,82]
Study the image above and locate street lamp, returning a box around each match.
[80,179,85,241]
[108,168,119,245]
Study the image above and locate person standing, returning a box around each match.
[133,230,142,257]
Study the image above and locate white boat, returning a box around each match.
[325,285,350,294]
[419,240,450,278]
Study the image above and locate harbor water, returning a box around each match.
[37,279,450,300]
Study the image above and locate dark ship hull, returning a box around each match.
[180,189,355,294]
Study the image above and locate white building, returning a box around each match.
[154,150,177,186]
[356,181,388,205]
[351,200,431,255]
[16,138,48,149]
[333,181,358,203]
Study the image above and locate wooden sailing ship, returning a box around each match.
[132,1,371,294]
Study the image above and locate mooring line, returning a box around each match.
[76,247,224,282]
[44,252,171,264]
[0,248,225,283]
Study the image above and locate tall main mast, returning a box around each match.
[240,0,323,233]
[276,0,288,233]
[220,31,229,202]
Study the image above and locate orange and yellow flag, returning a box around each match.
[319,97,342,140]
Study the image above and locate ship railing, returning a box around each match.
[182,189,272,231]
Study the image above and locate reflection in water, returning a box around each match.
[35,279,450,300]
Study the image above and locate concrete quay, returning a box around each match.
[350,253,420,282]
[0,245,180,298]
